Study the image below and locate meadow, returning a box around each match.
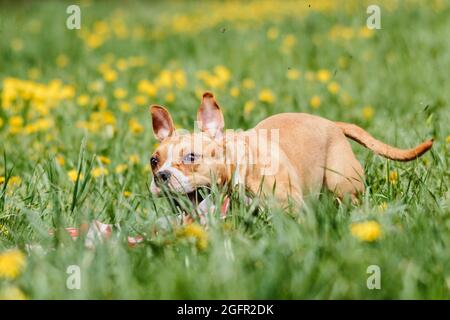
[0,0,449,299]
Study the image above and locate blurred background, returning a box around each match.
[1,0,448,165]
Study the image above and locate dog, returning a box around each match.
[149,92,433,208]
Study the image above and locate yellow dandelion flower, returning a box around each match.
[202,75,221,89]
[194,87,204,99]
[68,170,83,182]
[143,163,152,173]
[115,164,128,174]
[0,249,26,279]
[55,155,65,166]
[86,33,104,49]
[267,27,279,40]
[358,27,374,39]
[61,84,76,99]
[177,223,208,250]
[310,95,321,109]
[155,70,173,88]
[165,92,175,103]
[103,69,117,82]
[317,69,331,83]
[90,110,116,126]
[56,54,69,68]
[123,191,132,198]
[244,100,256,115]
[119,102,132,113]
[287,69,301,80]
[134,95,147,106]
[0,286,27,300]
[0,176,5,184]
[222,222,233,232]
[8,176,21,187]
[362,105,375,120]
[327,82,340,94]
[173,69,187,89]
[97,155,111,165]
[129,154,140,165]
[113,88,127,99]
[116,59,128,71]
[129,118,144,135]
[77,94,90,107]
[350,221,382,242]
[91,167,108,178]
[94,20,109,36]
[88,80,104,93]
[137,79,157,97]
[329,25,354,41]
[230,87,240,97]
[378,202,388,212]
[196,70,209,81]
[96,96,108,110]
[447,135,450,143]
[389,170,398,184]
[27,118,53,133]
[259,89,275,104]
[242,78,255,89]
[0,118,3,128]
[282,34,297,48]
[214,65,231,83]
[9,116,24,127]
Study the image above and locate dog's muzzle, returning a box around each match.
[156,170,171,184]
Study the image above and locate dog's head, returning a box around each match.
[149,92,229,200]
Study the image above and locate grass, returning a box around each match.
[0,0,449,299]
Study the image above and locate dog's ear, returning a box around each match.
[150,105,175,141]
[197,92,224,138]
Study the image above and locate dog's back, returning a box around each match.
[254,113,340,194]
[253,112,432,199]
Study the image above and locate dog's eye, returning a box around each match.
[150,156,158,168]
[183,153,198,164]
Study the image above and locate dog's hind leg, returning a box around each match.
[323,134,365,202]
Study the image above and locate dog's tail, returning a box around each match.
[335,122,433,162]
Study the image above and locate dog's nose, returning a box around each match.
[156,170,171,183]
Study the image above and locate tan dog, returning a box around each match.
[149,92,433,207]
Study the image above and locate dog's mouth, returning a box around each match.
[163,186,211,212]
[186,186,210,206]
[153,179,213,212]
